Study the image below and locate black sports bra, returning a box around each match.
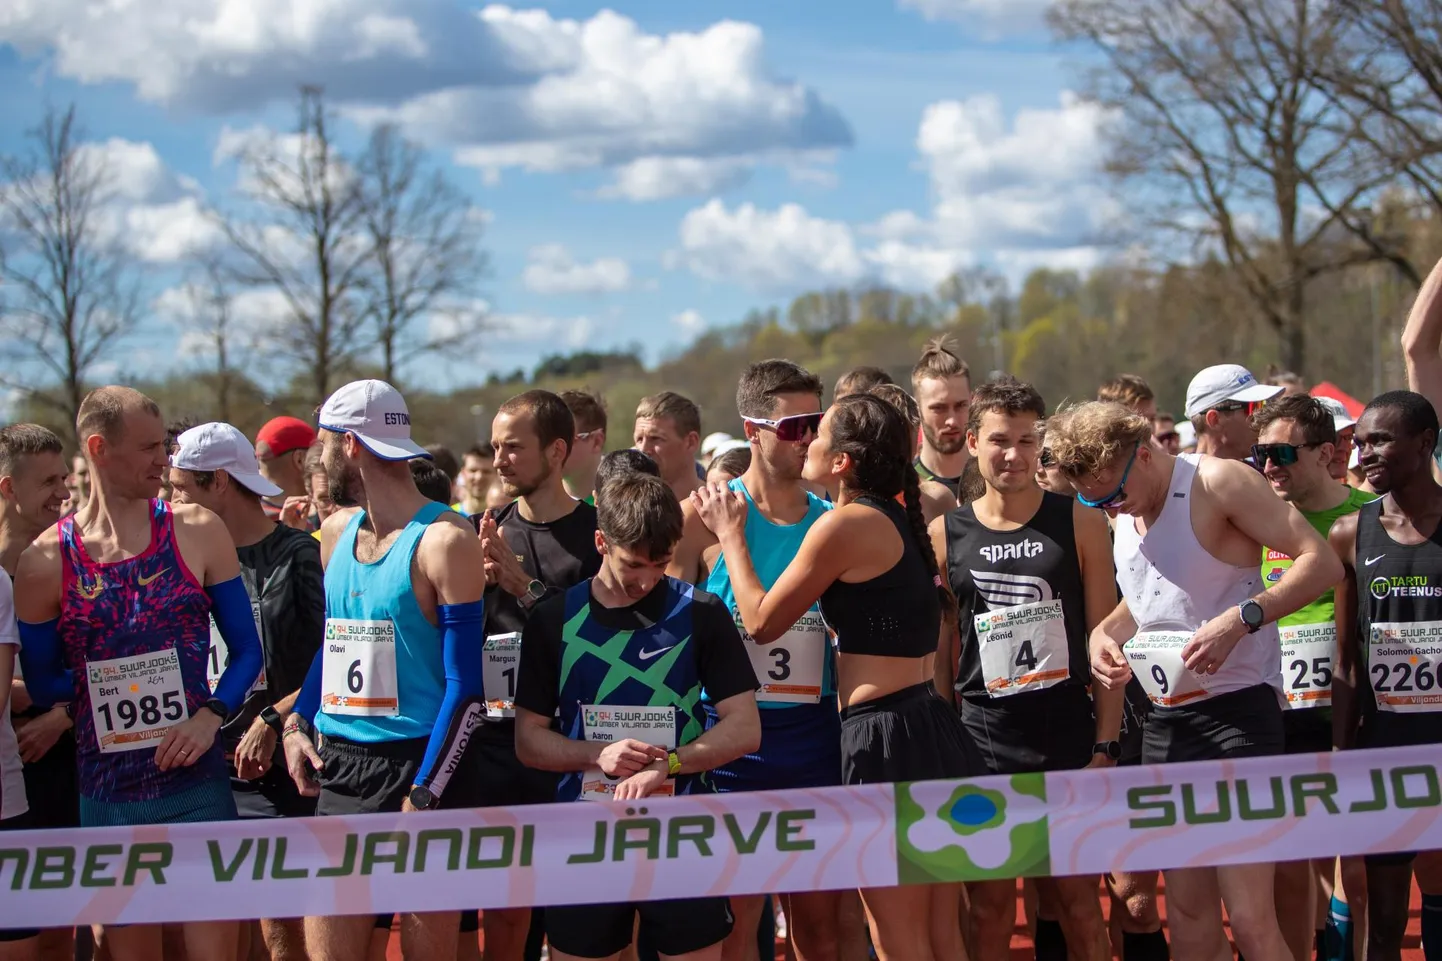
[819,495,940,659]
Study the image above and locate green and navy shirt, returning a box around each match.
[1262,486,1377,629]
[515,576,757,802]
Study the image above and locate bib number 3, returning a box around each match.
[321,618,400,716]
[742,611,825,704]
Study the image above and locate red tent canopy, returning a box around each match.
[1310,381,1364,418]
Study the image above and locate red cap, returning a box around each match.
[255,416,317,459]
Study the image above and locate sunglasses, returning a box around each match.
[1251,442,1318,469]
[743,412,822,442]
[1039,448,1056,469]
[1212,400,1267,417]
[1155,431,1179,444]
[1078,442,1139,511]
[575,430,601,441]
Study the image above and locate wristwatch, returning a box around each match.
[1238,598,1265,634]
[408,785,439,811]
[1092,741,1122,761]
[259,706,284,734]
[202,697,230,722]
[666,750,682,779]
[522,579,547,605]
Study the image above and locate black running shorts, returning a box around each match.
[0,811,39,942]
[841,682,985,785]
[547,897,733,959]
[962,683,1093,775]
[1141,684,1284,764]
[469,721,558,807]
[315,734,485,817]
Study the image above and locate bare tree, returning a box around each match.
[0,105,141,440]
[219,87,370,405]
[356,125,488,384]
[1051,0,1388,373]
[165,256,248,423]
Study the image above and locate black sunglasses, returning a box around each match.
[1251,442,1319,469]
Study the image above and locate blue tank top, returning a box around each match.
[706,479,834,708]
[316,502,448,743]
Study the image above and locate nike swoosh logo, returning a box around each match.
[137,569,167,586]
[350,590,365,597]
[1365,555,1386,566]
[637,646,676,661]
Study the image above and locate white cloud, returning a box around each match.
[521,244,632,295]
[898,0,1053,30]
[483,312,596,356]
[672,309,706,334]
[678,200,867,294]
[598,157,752,202]
[674,92,1115,292]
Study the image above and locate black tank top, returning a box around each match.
[1354,497,1442,719]
[945,490,1090,700]
[819,495,940,659]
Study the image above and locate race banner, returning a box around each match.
[2,745,1441,927]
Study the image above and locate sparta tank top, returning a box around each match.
[946,491,1089,700]
[59,500,220,802]
[316,502,449,743]
[1354,498,1442,715]
[707,479,833,707]
[1113,454,1281,703]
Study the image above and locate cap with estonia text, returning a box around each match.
[1184,364,1283,419]
[255,416,316,459]
[318,380,430,462]
[172,423,284,498]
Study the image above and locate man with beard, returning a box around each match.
[281,380,488,961]
[471,390,601,961]
[912,337,972,499]
[0,425,73,959]
[1330,391,1442,961]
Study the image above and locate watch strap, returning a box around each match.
[666,750,682,778]
[203,697,230,722]
[260,706,284,733]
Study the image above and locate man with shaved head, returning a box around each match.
[16,386,263,961]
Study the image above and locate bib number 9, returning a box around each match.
[1150,664,1169,694]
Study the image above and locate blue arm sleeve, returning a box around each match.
[416,599,486,793]
[293,647,322,724]
[16,618,72,707]
[207,576,264,714]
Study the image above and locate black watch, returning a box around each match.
[408,785,439,811]
[1092,740,1122,761]
[259,706,284,734]
[1238,598,1265,634]
[202,697,230,722]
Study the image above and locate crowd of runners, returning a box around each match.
[9,257,1442,961]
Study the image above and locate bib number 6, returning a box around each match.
[347,659,364,694]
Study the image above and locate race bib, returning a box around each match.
[483,633,522,718]
[1279,623,1334,710]
[320,618,399,716]
[1126,631,1213,707]
[207,602,267,697]
[975,599,1070,696]
[580,705,676,801]
[742,610,825,704]
[1368,621,1442,713]
[86,648,189,753]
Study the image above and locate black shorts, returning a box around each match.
[962,683,1093,775]
[470,721,558,806]
[1118,678,1151,765]
[232,765,317,819]
[547,897,733,959]
[1283,707,1333,756]
[19,728,79,829]
[1355,711,1442,867]
[0,810,39,941]
[1141,683,1284,764]
[841,682,984,785]
[315,734,485,817]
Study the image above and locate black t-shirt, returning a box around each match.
[477,500,603,637]
[515,579,757,720]
[227,524,325,748]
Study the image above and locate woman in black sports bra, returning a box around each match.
[694,393,982,961]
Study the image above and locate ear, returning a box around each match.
[684,432,700,456]
[551,438,570,467]
[85,433,105,463]
[593,530,607,555]
[214,470,231,495]
[0,476,14,502]
[1205,410,1221,431]
[833,450,853,478]
[966,430,979,457]
[1317,442,1336,467]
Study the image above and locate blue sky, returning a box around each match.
[0,0,1105,391]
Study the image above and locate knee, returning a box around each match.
[967,883,1015,929]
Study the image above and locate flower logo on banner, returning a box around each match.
[894,774,1050,883]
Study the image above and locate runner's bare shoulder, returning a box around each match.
[14,523,64,617]
[1329,512,1361,563]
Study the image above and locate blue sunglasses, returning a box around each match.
[1078,443,1139,510]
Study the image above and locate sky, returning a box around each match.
[0,0,1111,390]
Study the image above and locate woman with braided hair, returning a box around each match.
[693,392,981,961]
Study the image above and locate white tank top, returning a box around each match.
[1113,454,1281,700]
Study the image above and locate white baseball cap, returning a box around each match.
[171,423,284,497]
[1184,364,1283,419]
[318,379,430,462]
[1314,396,1357,432]
[1175,421,1197,450]
[714,438,750,456]
[701,432,735,458]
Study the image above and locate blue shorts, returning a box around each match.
[80,776,237,828]
[705,700,841,791]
